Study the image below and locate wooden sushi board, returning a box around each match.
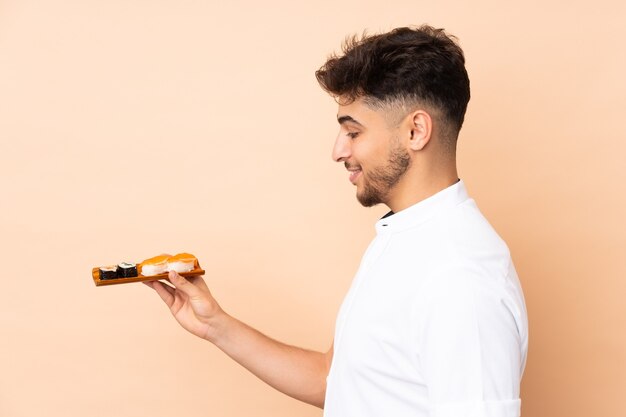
[92,263,205,287]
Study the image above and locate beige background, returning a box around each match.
[1,1,624,416]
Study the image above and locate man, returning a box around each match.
[144,25,528,416]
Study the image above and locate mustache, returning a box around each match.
[344,162,361,171]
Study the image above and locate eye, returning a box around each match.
[347,132,360,139]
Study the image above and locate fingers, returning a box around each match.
[144,272,208,307]
[143,279,175,293]
[146,279,176,307]
[167,270,203,298]
[189,275,209,291]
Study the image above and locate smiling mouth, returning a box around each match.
[348,169,362,184]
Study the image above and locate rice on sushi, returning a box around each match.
[139,254,171,276]
[167,253,197,273]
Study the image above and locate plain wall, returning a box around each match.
[1,1,624,416]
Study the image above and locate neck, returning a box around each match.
[385,163,459,213]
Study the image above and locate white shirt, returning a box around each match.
[324,180,528,417]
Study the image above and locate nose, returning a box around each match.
[332,132,351,162]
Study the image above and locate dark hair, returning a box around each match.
[316,25,470,138]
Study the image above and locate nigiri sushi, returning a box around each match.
[167,253,197,273]
[139,254,171,276]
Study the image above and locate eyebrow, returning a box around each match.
[337,115,364,127]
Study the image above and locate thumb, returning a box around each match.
[167,270,202,298]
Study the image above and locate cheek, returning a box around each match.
[360,149,386,172]
[352,143,378,166]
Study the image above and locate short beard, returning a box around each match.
[357,139,411,207]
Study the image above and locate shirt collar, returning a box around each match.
[375,179,469,234]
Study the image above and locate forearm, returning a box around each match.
[208,312,330,408]
[145,274,330,407]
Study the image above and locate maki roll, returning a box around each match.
[117,262,138,278]
[99,265,118,280]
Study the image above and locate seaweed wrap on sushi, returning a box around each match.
[117,262,138,278]
[99,265,118,280]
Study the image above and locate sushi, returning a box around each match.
[93,252,202,286]
[167,253,197,273]
[99,265,118,280]
[117,262,138,278]
[139,254,171,276]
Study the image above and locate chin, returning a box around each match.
[356,191,383,208]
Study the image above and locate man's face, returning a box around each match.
[333,98,411,207]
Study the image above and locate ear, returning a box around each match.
[407,110,432,151]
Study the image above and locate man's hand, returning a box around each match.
[144,271,224,342]
[144,270,332,408]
